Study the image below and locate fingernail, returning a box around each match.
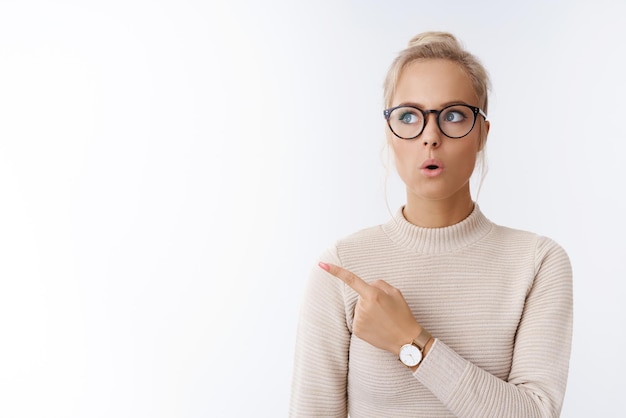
[318,262,330,271]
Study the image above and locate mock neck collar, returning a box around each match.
[382,204,493,254]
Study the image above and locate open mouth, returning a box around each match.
[421,159,444,174]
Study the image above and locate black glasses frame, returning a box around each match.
[383,104,487,140]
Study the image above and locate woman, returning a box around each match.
[289,32,572,417]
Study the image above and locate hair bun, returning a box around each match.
[407,31,460,48]
[383,30,490,115]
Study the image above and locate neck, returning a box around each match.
[402,192,474,228]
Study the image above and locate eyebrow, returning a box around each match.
[395,100,474,109]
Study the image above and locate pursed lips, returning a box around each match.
[420,159,445,177]
[420,159,444,170]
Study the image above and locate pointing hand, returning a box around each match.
[319,262,423,356]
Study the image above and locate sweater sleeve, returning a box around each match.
[289,246,350,417]
[414,237,573,418]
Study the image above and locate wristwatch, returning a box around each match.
[398,329,432,367]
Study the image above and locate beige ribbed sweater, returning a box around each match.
[290,205,573,417]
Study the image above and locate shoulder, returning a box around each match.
[337,224,387,246]
[490,222,567,251]
[313,222,392,279]
[489,223,571,273]
[327,223,389,263]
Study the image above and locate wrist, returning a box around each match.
[398,327,433,370]
[421,334,435,358]
[396,322,422,355]
[413,327,431,350]
[410,336,434,371]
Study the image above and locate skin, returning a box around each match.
[391,59,489,228]
[321,58,490,370]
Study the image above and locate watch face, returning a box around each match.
[399,343,422,367]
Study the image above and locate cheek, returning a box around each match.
[454,142,480,175]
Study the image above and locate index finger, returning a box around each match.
[319,262,372,296]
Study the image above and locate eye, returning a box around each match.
[397,110,420,124]
[442,110,466,123]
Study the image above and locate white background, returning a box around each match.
[0,0,624,417]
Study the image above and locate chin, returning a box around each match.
[406,183,470,203]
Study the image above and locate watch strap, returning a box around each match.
[413,328,432,350]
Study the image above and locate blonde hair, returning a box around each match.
[382,31,491,198]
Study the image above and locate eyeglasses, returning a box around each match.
[383,104,487,140]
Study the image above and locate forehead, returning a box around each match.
[393,59,478,108]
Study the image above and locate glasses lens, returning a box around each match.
[438,105,476,138]
[388,107,424,139]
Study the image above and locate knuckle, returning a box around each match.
[368,288,383,302]
[371,279,385,287]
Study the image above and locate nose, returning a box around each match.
[421,113,442,148]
